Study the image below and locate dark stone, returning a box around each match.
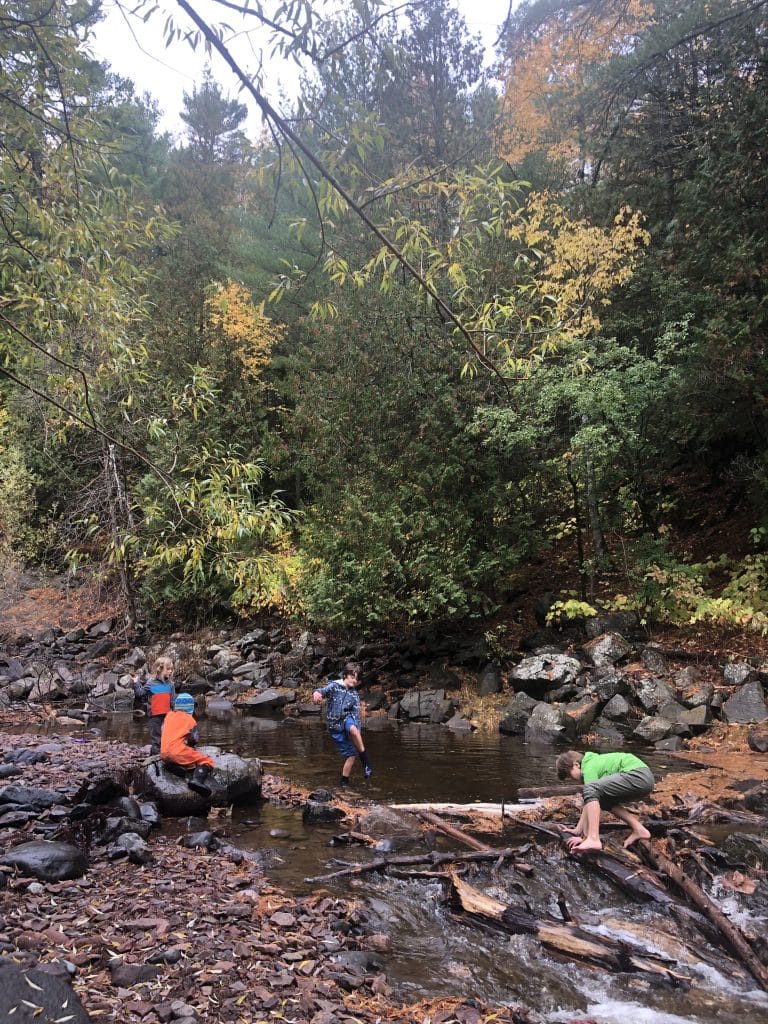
[0,785,60,809]
[0,840,87,881]
[108,833,153,864]
[654,736,685,751]
[582,632,632,667]
[722,680,768,725]
[0,958,91,1023]
[748,727,768,753]
[302,799,344,824]
[477,661,502,696]
[498,692,537,735]
[108,960,161,986]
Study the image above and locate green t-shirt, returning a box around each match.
[581,751,648,784]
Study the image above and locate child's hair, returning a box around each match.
[153,655,174,676]
[555,750,584,780]
[342,661,361,681]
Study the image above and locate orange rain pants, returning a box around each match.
[160,710,215,770]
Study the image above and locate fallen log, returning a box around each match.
[448,872,690,984]
[304,847,533,884]
[415,810,492,852]
[389,801,525,818]
[517,784,581,799]
[514,818,673,904]
[637,840,768,992]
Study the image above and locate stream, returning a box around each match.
[9,710,768,1024]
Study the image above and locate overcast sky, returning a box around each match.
[89,0,511,140]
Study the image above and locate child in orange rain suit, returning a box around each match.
[160,692,215,795]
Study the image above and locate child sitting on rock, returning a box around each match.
[555,749,655,852]
[160,692,215,795]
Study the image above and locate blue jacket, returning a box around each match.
[318,679,361,731]
[133,676,174,718]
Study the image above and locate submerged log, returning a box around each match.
[448,873,690,984]
[517,784,581,799]
[415,810,492,851]
[637,840,768,992]
[304,846,533,884]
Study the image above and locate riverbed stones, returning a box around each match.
[583,632,632,667]
[499,692,538,735]
[722,680,768,724]
[0,959,91,1023]
[0,839,87,880]
[509,653,582,697]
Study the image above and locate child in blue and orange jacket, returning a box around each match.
[133,655,176,755]
[160,692,215,794]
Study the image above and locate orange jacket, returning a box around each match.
[160,710,215,770]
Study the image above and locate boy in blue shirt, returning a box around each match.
[313,662,373,787]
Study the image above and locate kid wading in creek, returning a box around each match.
[555,749,655,852]
[133,655,175,755]
[313,662,373,787]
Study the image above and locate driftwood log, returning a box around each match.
[303,847,533,884]
[448,872,691,984]
[637,840,768,991]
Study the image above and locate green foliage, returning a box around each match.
[610,535,768,634]
[137,445,296,623]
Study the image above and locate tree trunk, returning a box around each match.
[103,442,138,630]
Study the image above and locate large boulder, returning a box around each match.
[722,680,768,725]
[399,688,454,722]
[509,654,582,698]
[0,959,91,1023]
[582,633,632,667]
[139,749,262,815]
[0,840,87,881]
[498,692,538,735]
[525,702,570,742]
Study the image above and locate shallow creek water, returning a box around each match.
[12,712,768,1023]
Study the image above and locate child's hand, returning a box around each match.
[312,690,322,703]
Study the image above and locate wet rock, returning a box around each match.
[358,806,421,839]
[640,644,668,674]
[585,668,630,702]
[722,832,768,871]
[510,654,582,697]
[748,726,768,753]
[0,958,90,1023]
[101,815,153,843]
[446,712,475,732]
[108,959,161,986]
[722,680,768,724]
[582,632,632,667]
[634,677,677,714]
[723,662,755,686]
[498,693,537,735]
[633,716,674,744]
[525,702,567,742]
[658,701,709,732]
[654,735,685,751]
[399,688,452,721]
[584,609,641,639]
[0,840,87,881]
[303,799,344,824]
[139,764,212,816]
[561,697,600,736]
[240,687,294,712]
[601,694,631,720]
[0,784,61,810]
[182,831,218,849]
[108,832,153,864]
[0,764,22,779]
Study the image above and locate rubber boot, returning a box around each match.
[188,764,212,796]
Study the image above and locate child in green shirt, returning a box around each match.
[555,749,655,852]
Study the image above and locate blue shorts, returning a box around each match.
[330,716,358,757]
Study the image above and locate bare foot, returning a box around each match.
[565,834,584,850]
[623,828,651,848]
[571,837,603,853]
[560,825,582,835]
